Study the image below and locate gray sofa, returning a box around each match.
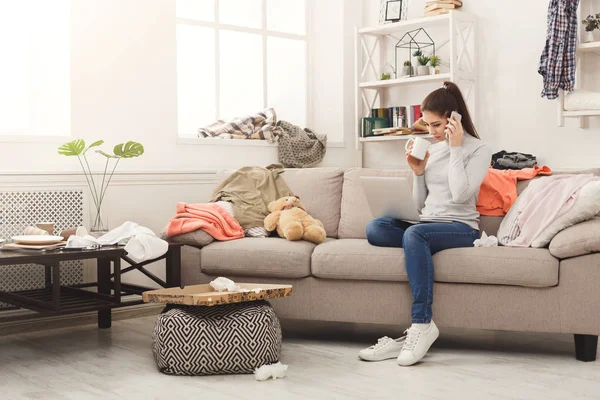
[180,167,600,362]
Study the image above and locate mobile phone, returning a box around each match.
[445,111,463,139]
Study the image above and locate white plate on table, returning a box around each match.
[12,235,64,245]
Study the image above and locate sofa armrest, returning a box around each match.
[549,217,600,259]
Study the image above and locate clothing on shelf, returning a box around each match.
[277,120,327,168]
[198,108,281,142]
[491,150,537,170]
[538,0,580,100]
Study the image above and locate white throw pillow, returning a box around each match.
[531,180,600,248]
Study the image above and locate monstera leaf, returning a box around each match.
[58,139,85,156]
[113,141,144,158]
[84,140,104,154]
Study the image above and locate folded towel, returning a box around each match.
[166,202,244,241]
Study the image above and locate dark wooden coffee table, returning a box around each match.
[0,243,182,328]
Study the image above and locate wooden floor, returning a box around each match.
[1,316,599,400]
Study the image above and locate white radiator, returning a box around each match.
[0,190,84,307]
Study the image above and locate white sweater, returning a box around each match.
[413,134,492,230]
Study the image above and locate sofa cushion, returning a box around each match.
[217,167,344,238]
[549,217,600,259]
[277,168,344,238]
[201,237,315,278]
[338,168,413,239]
[311,239,558,287]
[433,247,559,287]
[312,239,408,281]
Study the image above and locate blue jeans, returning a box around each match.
[366,217,480,323]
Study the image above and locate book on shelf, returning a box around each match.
[425,3,457,12]
[425,0,462,6]
[424,9,451,16]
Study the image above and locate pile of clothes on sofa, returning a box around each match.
[162,164,293,248]
[476,150,600,248]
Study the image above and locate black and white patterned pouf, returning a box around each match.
[152,300,282,375]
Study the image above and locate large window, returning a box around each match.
[176,0,308,138]
[0,0,70,137]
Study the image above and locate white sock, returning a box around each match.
[412,323,430,331]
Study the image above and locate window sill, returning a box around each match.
[0,135,71,144]
[177,137,346,148]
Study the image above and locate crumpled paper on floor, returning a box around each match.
[474,231,499,247]
[254,362,288,381]
[209,277,262,293]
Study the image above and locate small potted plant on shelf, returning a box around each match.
[429,55,441,75]
[415,51,431,76]
[401,60,413,77]
[582,13,600,42]
[381,62,394,80]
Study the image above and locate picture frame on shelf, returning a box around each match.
[385,1,402,22]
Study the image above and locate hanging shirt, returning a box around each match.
[538,0,580,100]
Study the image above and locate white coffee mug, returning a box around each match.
[405,137,431,161]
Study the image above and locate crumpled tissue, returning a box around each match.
[209,277,262,293]
[254,362,288,381]
[473,231,499,247]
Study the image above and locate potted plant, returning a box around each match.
[582,13,600,42]
[58,139,144,237]
[429,55,441,75]
[416,53,431,76]
[401,60,413,77]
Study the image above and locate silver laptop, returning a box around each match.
[360,176,452,224]
[360,176,421,223]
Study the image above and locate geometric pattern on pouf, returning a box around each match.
[152,300,282,375]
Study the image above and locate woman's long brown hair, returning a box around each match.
[421,81,479,139]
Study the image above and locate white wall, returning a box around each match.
[362,0,600,170]
[0,0,358,174]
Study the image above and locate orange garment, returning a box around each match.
[166,202,244,241]
[476,166,552,216]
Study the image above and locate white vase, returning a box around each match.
[584,30,600,43]
[90,205,109,238]
[417,66,429,76]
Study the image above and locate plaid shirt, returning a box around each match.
[538,0,580,99]
[198,108,281,142]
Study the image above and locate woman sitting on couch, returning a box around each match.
[360,82,492,366]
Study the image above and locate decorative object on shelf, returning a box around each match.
[58,139,145,237]
[424,0,462,17]
[385,0,402,22]
[401,60,414,77]
[429,55,441,74]
[381,62,395,80]
[582,13,600,42]
[379,0,408,24]
[395,28,435,79]
[415,51,431,76]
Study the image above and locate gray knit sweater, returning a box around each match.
[413,134,492,230]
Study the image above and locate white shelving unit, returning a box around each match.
[354,11,476,167]
[557,1,600,127]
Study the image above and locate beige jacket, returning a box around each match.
[210,164,293,230]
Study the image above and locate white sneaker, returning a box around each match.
[358,335,406,361]
[396,320,440,366]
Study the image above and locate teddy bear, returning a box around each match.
[264,196,326,244]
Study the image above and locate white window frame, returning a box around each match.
[176,0,312,147]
